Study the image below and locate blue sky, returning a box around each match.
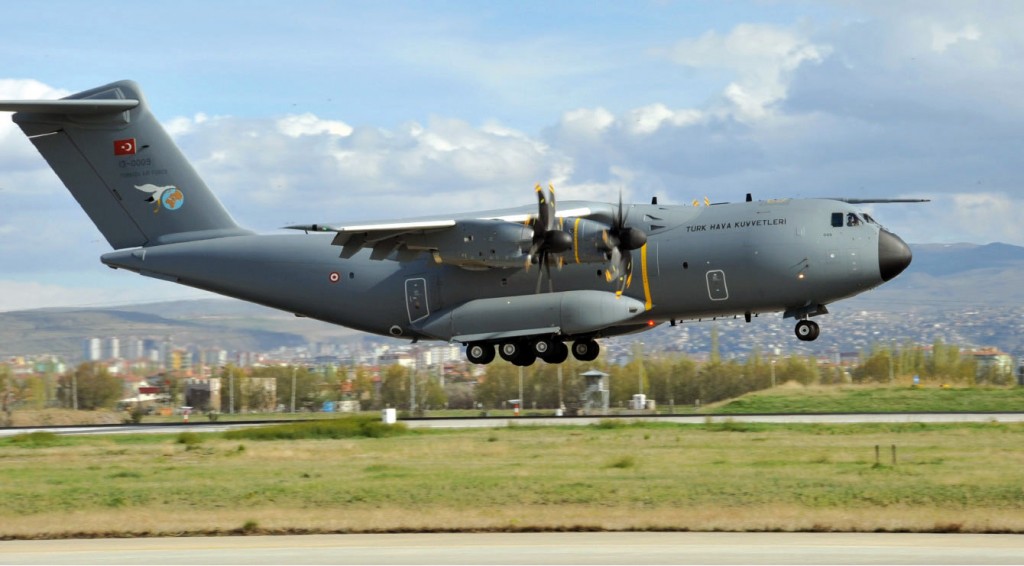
[2,1,1022,311]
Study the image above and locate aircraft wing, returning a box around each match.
[286,203,600,267]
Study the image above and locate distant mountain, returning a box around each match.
[0,299,363,359]
[853,242,1024,310]
[904,242,1024,277]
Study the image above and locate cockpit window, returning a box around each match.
[863,213,878,225]
[831,212,843,227]
[846,213,861,227]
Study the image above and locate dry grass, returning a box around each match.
[2,422,1024,538]
[9,409,123,427]
[4,505,1022,539]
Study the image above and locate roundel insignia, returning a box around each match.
[161,187,184,211]
[328,272,341,283]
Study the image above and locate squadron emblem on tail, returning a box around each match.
[134,184,184,213]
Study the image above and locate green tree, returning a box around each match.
[668,357,700,407]
[218,365,247,413]
[1,365,12,425]
[379,364,410,409]
[640,356,674,407]
[852,347,892,383]
[59,362,124,410]
[351,365,377,409]
[252,365,322,411]
[475,362,518,410]
[422,376,447,410]
[775,355,819,385]
[742,349,772,390]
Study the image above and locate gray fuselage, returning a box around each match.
[101,197,904,343]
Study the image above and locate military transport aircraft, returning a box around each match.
[1,80,923,366]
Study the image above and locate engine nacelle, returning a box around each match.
[553,217,613,265]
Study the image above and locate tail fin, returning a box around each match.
[0,80,250,249]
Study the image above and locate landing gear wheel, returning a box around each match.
[466,342,495,365]
[541,341,569,364]
[499,341,522,362]
[571,339,600,362]
[512,349,537,367]
[533,337,553,357]
[795,320,820,341]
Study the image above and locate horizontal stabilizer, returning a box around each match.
[0,99,139,114]
[831,198,931,204]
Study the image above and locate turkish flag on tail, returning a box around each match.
[114,138,136,156]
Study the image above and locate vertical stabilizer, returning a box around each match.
[1,80,250,249]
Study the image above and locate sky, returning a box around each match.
[1,0,1023,312]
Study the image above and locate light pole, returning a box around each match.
[228,368,234,414]
[557,364,563,413]
[518,366,524,415]
[889,342,895,384]
[410,353,417,414]
[771,359,777,388]
[290,366,297,413]
[634,342,645,396]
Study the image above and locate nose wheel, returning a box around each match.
[794,320,820,341]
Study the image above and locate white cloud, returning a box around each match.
[169,111,565,225]
[949,192,1023,243]
[557,108,616,140]
[666,23,829,119]
[623,104,703,135]
[931,24,981,53]
[164,113,210,137]
[0,79,67,101]
[277,113,353,138]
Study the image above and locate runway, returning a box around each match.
[3,412,1024,437]
[2,532,1023,564]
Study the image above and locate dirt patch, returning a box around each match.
[9,409,124,427]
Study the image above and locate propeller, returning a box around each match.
[600,192,647,293]
[525,184,572,293]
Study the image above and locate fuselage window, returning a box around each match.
[831,212,843,227]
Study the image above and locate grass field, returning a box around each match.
[10,385,1021,426]
[2,419,1023,539]
[709,385,1024,414]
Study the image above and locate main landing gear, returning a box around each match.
[794,319,820,341]
[465,337,599,366]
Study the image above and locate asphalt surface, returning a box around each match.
[2,532,1023,565]
[2,412,1024,437]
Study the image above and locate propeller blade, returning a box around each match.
[545,256,554,293]
[620,253,633,293]
[534,251,546,293]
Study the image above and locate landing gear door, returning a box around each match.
[706,269,729,301]
[405,277,430,323]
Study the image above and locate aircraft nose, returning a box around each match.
[878,228,912,282]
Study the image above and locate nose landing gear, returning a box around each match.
[794,319,820,341]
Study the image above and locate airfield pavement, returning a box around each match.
[3,532,1024,565]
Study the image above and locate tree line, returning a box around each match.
[1,338,1015,413]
